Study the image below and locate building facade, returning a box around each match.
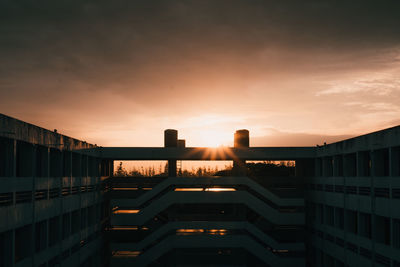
[307,126,400,267]
[0,114,113,267]
[0,113,399,267]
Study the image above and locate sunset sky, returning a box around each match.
[1,0,400,147]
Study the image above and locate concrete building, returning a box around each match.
[0,113,399,267]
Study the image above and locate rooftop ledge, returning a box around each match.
[76,147,316,160]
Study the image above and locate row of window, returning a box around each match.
[315,146,400,178]
[307,203,400,247]
[0,203,106,265]
[0,184,106,206]
[37,232,101,267]
[308,229,400,267]
[0,137,113,177]
[309,183,400,199]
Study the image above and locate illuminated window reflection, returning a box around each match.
[112,251,141,258]
[174,188,203,191]
[174,188,236,192]
[108,226,139,230]
[205,188,236,192]
[113,187,138,191]
[113,209,140,214]
[176,229,228,236]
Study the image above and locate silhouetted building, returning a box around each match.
[1,113,400,267]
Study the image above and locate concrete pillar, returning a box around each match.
[164,129,178,177]
[233,129,249,176]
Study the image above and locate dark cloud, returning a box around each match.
[1,0,400,145]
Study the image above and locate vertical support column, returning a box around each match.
[164,129,178,177]
[110,160,114,177]
[46,147,50,178]
[177,140,185,176]
[31,145,37,266]
[233,129,249,176]
[12,139,17,178]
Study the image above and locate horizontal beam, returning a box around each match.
[77,147,316,160]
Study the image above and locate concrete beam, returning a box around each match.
[77,147,316,160]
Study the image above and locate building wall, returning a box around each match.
[306,126,400,267]
[2,113,400,267]
[0,114,113,267]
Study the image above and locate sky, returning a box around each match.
[1,0,400,147]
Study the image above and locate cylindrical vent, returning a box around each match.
[234,129,249,148]
[164,129,178,147]
[177,139,186,148]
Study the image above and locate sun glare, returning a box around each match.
[196,130,231,147]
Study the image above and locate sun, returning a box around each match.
[196,130,231,147]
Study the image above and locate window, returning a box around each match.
[344,153,357,177]
[35,146,48,177]
[333,155,343,176]
[0,230,12,267]
[372,149,389,176]
[359,213,371,239]
[323,157,333,177]
[63,151,71,177]
[15,225,32,262]
[71,210,81,234]
[315,158,322,177]
[35,220,47,252]
[72,153,82,177]
[345,210,357,234]
[16,141,34,177]
[317,204,324,224]
[0,137,14,177]
[325,206,334,226]
[375,215,391,245]
[394,219,400,248]
[391,146,400,176]
[50,148,62,177]
[62,213,71,240]
[357,151,371,177]
[335,208,344,230]
[81,208,88,230]
[49,216,60,247]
